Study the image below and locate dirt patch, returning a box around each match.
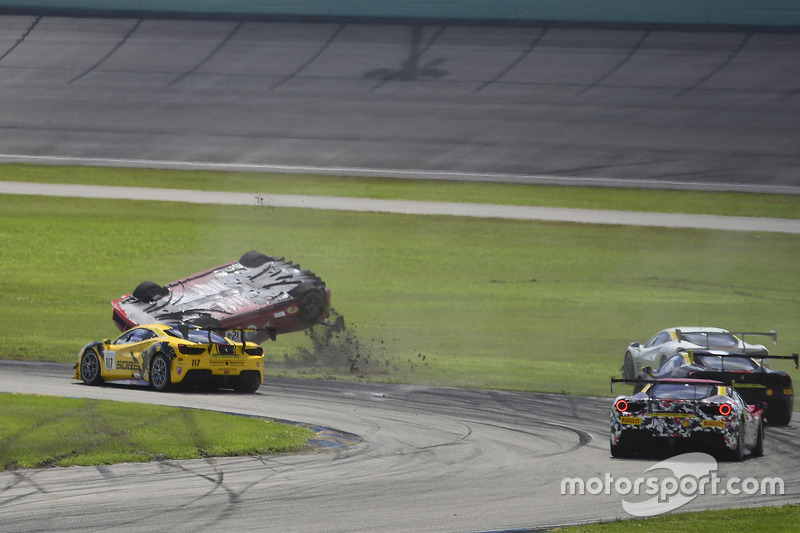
[278,309,401,376]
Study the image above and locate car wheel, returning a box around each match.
[610,434,632,458]
[767,403,791,426]
[192,315,222,330]
[730,422,745,462]
[622,353,635,380]
[752,418,764,457]
[239,250,271,268]
[80,349,104,386]
[150,353,172,392]
[296,286,326,322]
[133,281,168,303]
[234,371,262,393]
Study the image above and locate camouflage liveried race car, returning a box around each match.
[633,350,797,425]
[111,251,330,344]
[76,323,273,392]
[610,378,765,461]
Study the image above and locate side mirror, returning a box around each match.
[103,339,111,345]
[641,366,652,375]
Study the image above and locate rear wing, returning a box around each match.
[178,324,278,345]
[687,351,799,371]
[610,377,724,394]
[675,328,777,348]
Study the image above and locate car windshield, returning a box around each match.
[695,355,758,371]
[166,327,229,344]
[650,383,716,400]
[680,332,739,348]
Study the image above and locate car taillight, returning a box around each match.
[178,344,205,355]
[718,404,732,416]
[615,399,628,413]
[244,346,264,356]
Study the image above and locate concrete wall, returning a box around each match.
[1,0,799,27]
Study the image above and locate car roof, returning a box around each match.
[668,327,729,333]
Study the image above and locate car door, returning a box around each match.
[636,331,673,368]
[104,327,158,380]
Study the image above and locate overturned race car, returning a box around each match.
[610,378,765,461]
[112,251,330,344]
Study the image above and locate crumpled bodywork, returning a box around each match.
[111,251,330,344]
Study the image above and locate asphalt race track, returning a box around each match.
[1,361,799,532]
[1,14,800,532]
[1,14,799,190]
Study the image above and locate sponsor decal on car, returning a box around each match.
[287,306,299,314]
[620,416,642,425]
[701,420,726,428]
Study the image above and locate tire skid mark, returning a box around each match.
[475,27,548,93]
[0,15,41,63]
[471,419,593,457]
[675,33,753,97]
[68,19,142,85]
[578,30,650,95]
[270,23,345,90]
[168,20,244,87]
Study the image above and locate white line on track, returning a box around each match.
[2,180,799,234]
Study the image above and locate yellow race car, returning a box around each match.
[75,323,274,393]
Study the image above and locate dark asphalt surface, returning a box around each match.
[1,361,798,532]
[1,15,799,191]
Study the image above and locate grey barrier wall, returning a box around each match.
[0,0,799,27]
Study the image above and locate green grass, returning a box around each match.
[560,504,800,532]
[2,165,798,527]
[0,394,314,469]
[2,163,800,218]
[1,166,799,401]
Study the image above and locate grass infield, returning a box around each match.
[1,164,798,400]
[1,165,798,525]
[0,393,313,469]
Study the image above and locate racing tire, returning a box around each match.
[610,434,632,458]
[239,251,271,268]
[730,421,745,462]
[622,353,635,380]
[295,286,326,322]
[752,418,764,457]
[80,349,104,386]
[191,315,222,330]
[767,403,791,426]
[133,281,168,303]
[150,353,172,392]
[234,371,262,394]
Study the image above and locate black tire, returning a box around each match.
[80,349,104,386]
[767,402,791,426]
[150,353,172,392]
[622,353,635,380]
[730,422,745,462]
[239,251,271,268]
[752,418,764,457]
[133,281,168,303]
[295,286,326,322]
[610,434,632,458]
[191,315,222,330]
[234,371,262,393]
